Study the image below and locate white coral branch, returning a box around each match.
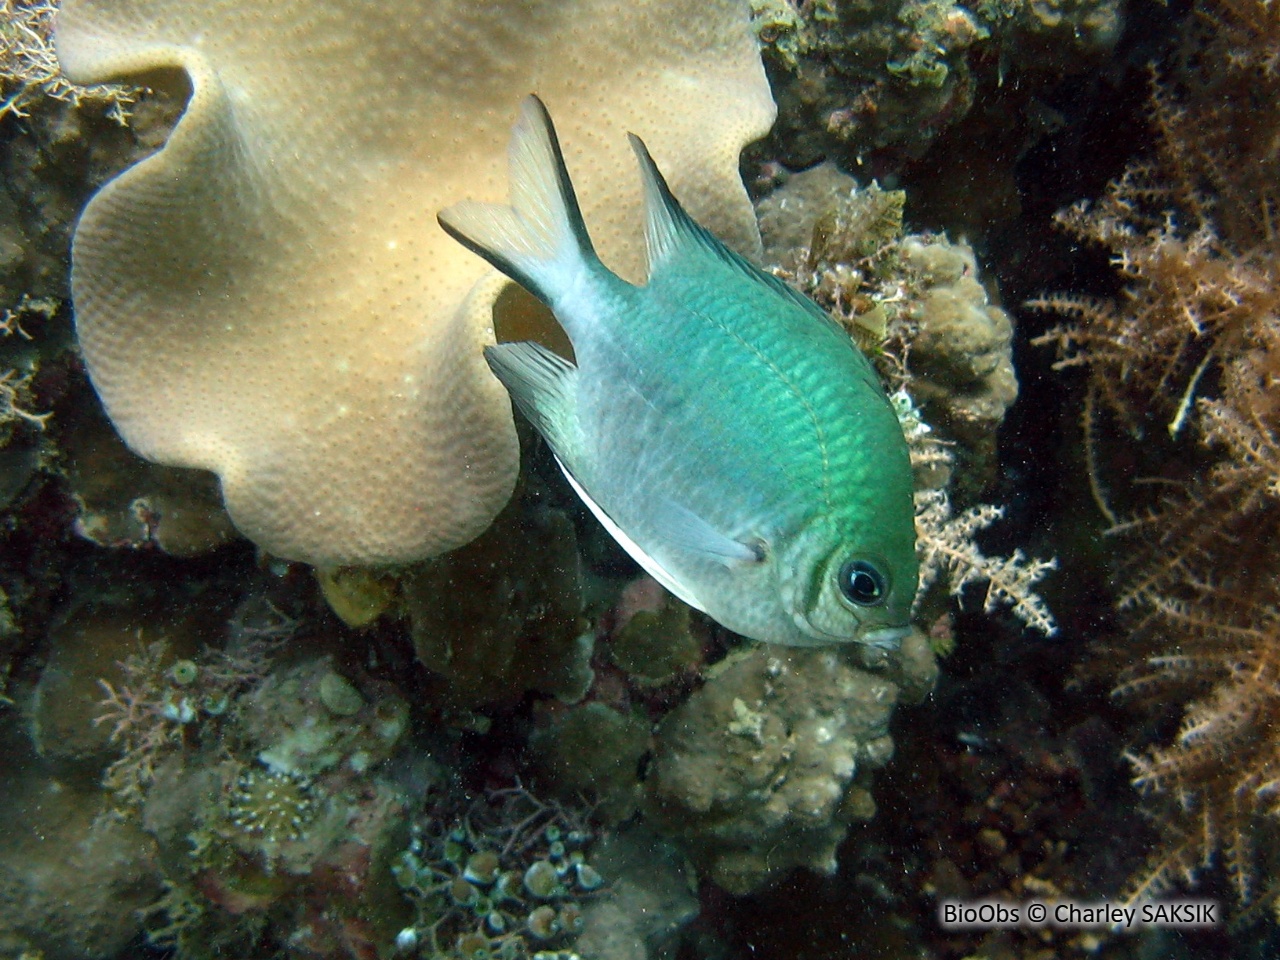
[1,0,139,122]
[914,489,1058,635]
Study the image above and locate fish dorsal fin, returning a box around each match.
[627,132,708,273]
[483,341,579,456]
[627,133,834,323]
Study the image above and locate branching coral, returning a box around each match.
[914,490,1057,636]
[1033,0,1280,909]
[0,295,52,436]
[0,366,48,430]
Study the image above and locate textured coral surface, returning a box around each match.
[645,637,936,893]
[55,0,775,565]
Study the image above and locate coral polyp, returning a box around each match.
[227,766,317,844]
[392,786,602,959]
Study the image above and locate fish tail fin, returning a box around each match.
[438,96,599,305]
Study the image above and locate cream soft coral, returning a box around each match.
[56,0,774,565]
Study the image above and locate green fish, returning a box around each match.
[439,97,917,648]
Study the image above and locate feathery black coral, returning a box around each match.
[1034,0,1280,913]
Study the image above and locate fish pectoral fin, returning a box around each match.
[652,497,764,568]
[555,458,710,614]
[484,340,579,454]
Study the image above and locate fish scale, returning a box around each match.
[583,290,871,515]
[439,96,917,647]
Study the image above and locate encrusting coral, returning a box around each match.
[116,645,416,956]
[91,616,283,807]
[403,489,592,713]
[60,389,238,555]
[762,165,1018,485]
[643,635,937,894]
[54,0,775,566]
[1034,0,1280,911]
[0,740,163,960]
[751,0,1119,170]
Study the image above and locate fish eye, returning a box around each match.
[838,559,887,607]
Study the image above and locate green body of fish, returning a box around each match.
[439,97,917,648]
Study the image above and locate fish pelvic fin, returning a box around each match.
[439,96,599,307]
[628,132,834,323]
[483,341,580,458]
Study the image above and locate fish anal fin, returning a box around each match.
[483,341,578,454]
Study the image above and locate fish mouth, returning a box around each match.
[793,610,910,648]
[859,624,910,649]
